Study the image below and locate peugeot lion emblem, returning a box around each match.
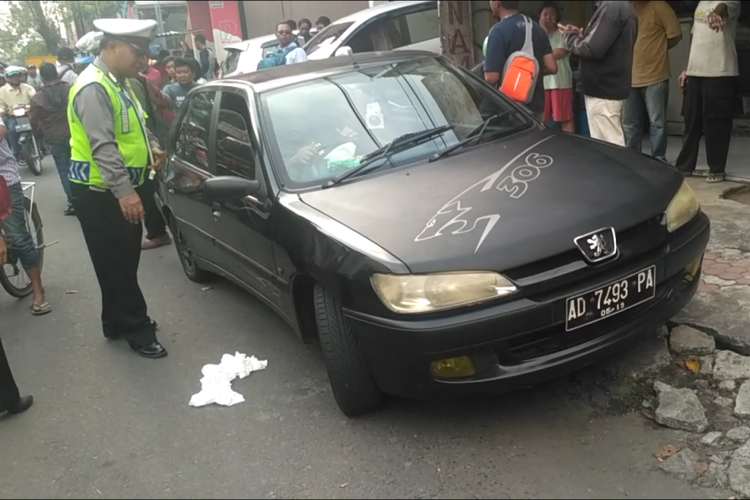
[574,227,618,264]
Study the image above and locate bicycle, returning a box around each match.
[0,181,56,298]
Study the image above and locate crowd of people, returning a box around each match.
[484,0,740,184]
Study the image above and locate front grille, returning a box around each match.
[504,215,667,282]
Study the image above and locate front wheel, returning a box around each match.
[173,226,213,283]
[314,283,385,417]
[22,140,42,176]
[0,198,44,298]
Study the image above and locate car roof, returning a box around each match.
[224,35,276,53]
[221,50,437,93]
[333,0,435,24]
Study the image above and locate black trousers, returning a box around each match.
[141,175,168,241]
[0,337,21,412]
[676,76,737,175]
[70,183,157,348]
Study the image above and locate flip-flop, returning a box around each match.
[30,302,51,316]
[706,175,725,183]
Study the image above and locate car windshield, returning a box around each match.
[305,22,354,55]
[258,57,532,189]
[223,49,242,75]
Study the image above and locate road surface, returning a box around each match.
[0,158,725,499]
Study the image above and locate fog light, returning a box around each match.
[430,355,476,378]
[683,254,703,281]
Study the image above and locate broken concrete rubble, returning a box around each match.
[734,381,750,419]
[670,325,716,356]
[657,447,702,482]
[719,380,737,392]
[673,287,750,356]
[713,350,750,381]
[700,431,723,446]
[727,426,750,443]
[728,439,750,498]
[653,382,709,433]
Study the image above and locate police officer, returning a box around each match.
[68,19,167,359]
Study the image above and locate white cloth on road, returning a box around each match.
[189,352,267,407]
[584,95,625,147]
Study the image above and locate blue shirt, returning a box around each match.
[163,82,196,108]
[483,13,552,114]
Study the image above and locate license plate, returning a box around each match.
[15,124,31,132]
[565,265,656,331]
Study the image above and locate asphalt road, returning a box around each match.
[0,158,725,499]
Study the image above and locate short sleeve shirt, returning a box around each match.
[544,30,573,90]
[484,13,552,114]
[686,0,741,77]
[632,1,682,87]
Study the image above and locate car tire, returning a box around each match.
[314,283,385,417]
[174,227,213,283]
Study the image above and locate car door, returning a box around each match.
[211,88,281,307]
[163,88,223,267]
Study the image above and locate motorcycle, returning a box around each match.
[8,104,43,176]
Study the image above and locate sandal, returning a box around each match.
[706,174,725,183]
[30,302,51,316]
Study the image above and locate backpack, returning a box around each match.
[257,43,298,70]
[499,15,540,105]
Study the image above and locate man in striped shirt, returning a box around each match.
[0,116,49,315]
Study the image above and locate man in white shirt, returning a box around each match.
[276,21,307,65]
[675,1,741,183]
[55,47,79,85]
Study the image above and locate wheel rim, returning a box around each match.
[177,231,196,274]
[1,254,31,294]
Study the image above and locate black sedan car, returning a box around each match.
[156,51,709,417]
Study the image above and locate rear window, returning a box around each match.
[305,22,355,55]
[223,49,242,75]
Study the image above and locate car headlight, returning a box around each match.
[371,272,517,314]
[12,108,25,117]
[665,180,699,232]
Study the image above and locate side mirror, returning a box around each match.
[204,176,260,202]
[334,46,353,57]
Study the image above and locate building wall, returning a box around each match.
[240,0,370,39]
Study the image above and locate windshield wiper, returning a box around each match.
[325,125,453,188]
[428,109,520,163]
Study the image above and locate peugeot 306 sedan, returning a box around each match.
[155,51,710,417]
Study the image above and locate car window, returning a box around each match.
[259,57,531,189]
[403,8,439,44]
[223,49,242,75]
[175,90,217,173]
[216,92,256,180]
[306,22,354,55]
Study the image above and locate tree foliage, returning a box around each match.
[0,1,122,62]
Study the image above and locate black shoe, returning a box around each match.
[132,342,168,359]
[64,204,75,216]
[7,395,33,414]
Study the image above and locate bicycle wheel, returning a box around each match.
[0,197,43,298]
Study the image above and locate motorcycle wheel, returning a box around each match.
[22,140,42,176]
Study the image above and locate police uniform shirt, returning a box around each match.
[71,19,160,199]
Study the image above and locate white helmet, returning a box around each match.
[4,65,23,77]
[76,31,104,55]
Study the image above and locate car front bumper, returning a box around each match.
[343,212,710,401]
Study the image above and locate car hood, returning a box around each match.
[298,129,684,274]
